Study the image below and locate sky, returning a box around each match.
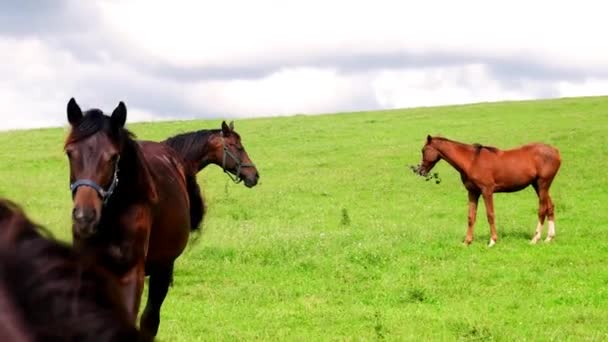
[1,0,607,131]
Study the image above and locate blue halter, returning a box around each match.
[70,156,120,205]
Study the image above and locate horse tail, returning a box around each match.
[185,173,205,232]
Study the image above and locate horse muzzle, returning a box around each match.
[72,206,99,239]
[243,172,260,188]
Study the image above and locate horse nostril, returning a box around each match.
[73,208,83,221]
[73,207,96,223]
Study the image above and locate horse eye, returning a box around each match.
[66,150,73,158]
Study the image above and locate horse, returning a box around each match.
[163,121,259,184]
[414,135,561,247]
[64,98,254,337]
[162,121,260,229]
[0,198,146,341]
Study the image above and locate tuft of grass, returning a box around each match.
[340,208,351,226]
[1,96,608,340]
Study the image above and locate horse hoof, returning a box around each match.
[487,240,496,247]
[544,237,554,243]
[530,236,541,244]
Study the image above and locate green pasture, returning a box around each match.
[1,96,607,340]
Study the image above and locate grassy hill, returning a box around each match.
[1,96,607,340]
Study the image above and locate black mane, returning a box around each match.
[162,130,216,232]
[163,129,220,162]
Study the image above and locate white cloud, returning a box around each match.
[187,67,371,116]
[97,0,608,73]
[556,79,608,98]
[371,64,548,108]
[1,0,608,131]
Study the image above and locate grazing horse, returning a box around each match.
[415,135,561,246]
[64,98,199,337]
[0,198,145,341]
[163,121,260,229]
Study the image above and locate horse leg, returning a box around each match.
[465,191,480,245]
[141,263,174,337]
[118,260,146,322]
[537,178,556,242]
[545,195,556,242]
[531,182,545,244]
[482,191,497,247]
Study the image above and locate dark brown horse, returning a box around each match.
[64,98,207,337]
[163,121,260,229]
[0,198,146,341]
[415,135,561,246]
[163,121,259,183]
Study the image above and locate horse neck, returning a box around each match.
[195,131,222,171]
[434,139,475,174]
[165,130,219,172]
[112,137,156,205]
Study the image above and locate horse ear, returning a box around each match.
[111,101,127,128]
[427,135,432,143]
[221,120,231,135]
[229,121,234,130]
[67,98,83,126]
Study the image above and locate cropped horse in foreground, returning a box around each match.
[163,121,259,227]
[414,135,561,246]
[64,98,206,337]
[0,198,145,341]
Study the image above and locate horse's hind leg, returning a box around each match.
[531,182,545,244]
[539,178,557,243]
[141,263,174,337]
[545,196,556,242]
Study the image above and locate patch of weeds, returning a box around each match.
[341,208,351,226]
[450,321,493,341]
[373,311,386,340]
[401,286,436,304]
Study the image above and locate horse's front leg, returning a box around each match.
[118,260,146,322]
[465,191,480,245]
[481,191,498,247]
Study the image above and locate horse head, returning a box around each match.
[215,121,259,187]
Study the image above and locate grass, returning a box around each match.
[1,96,608,340]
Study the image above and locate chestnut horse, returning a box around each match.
[415,135,561,246]
[0,198,145,341]
[162,122,260,228]
[64,98,217,337]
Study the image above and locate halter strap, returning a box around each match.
[220,134,255,184]
[70,156,120,205]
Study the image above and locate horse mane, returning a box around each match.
[163,129,220,162]
[431,136,499,154]
[163,130,214,232]
[472,143,499,154]
[65,109,158,203]
[0,199,145,341]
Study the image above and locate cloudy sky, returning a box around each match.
[1,0,607,130]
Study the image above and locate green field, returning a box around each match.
[1,96,607,340]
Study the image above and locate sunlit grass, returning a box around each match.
[1,96,607,340]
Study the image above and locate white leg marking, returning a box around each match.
[488,239,496,247]
[531,221,543,244]
[545,220,555,242]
